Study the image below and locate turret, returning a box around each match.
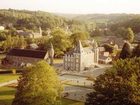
[73,40,84,71]
[93,41,98,48]
[74,40,84,53]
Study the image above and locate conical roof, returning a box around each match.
[50,42,54,49]
[74,40,84,53]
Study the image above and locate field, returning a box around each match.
[0,87,84,105]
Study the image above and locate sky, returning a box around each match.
[0,0,140,14]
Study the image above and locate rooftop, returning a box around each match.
[7,48,47,59]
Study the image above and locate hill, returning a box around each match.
[0,9,69,30]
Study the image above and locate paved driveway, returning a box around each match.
[63,85,93,102]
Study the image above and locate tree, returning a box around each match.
[2,36,27,51]
[2,35,13,51]
[70,31,89,46]
[119,42,132,59]
[85,58,140,105]
[0,32,6,41]
[132,43,140,57]
[13,36,27,48]
[103,44,114,54]
[12,61,63,105]
[115,27,127,38]
[125,28,134,43]
[50,28,71,57]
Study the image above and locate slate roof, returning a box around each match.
[66,40,94,55]
[99,56,109,60]
[7,48,47,59]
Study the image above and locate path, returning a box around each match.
[0,80,18,87]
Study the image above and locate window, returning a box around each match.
[76,64,79,68]
[76,54,79,58]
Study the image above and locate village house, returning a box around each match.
[99,36,124,49]
[3,43,54,67]
[16,27,42,38]
[99,55,112,64]
[98,48,112,64]
[63,40,99,72]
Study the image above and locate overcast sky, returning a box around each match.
[0,0,140,14]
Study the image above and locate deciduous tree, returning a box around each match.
[125,28,134,43]
[119,42,132,59]
[50,28,71,57]
[12,61,63,105]
[85,58,140,105]
[70,31,89,46]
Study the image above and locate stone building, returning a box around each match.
[16,27,42,38]
[99,56,112,64]
[32,27,42,38]
[63,41,99,72]
[4,44,54,67]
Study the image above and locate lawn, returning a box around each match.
[0,74,19,83]
[0,87,15,105]
[0,87,84,105]
[54,58,63,64]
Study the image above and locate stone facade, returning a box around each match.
[63,41,99,72]
[6,55,46,66]
[16,27,42,38]
[32,27,42,38]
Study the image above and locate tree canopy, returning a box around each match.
[125,28,134,43]
[70,31,89,46]
[103,44,114,54]
[12,61,63,105]
[119,42,132,59]
[50,28,71,57]
[85,58,140,105]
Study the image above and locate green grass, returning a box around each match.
[54,58,63,64]
[0,87,84,105]
[0,74,19,83]
[0,87,15,105]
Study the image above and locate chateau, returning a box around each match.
[63,41,99,71]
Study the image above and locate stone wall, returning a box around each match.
[6,55,44,66]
